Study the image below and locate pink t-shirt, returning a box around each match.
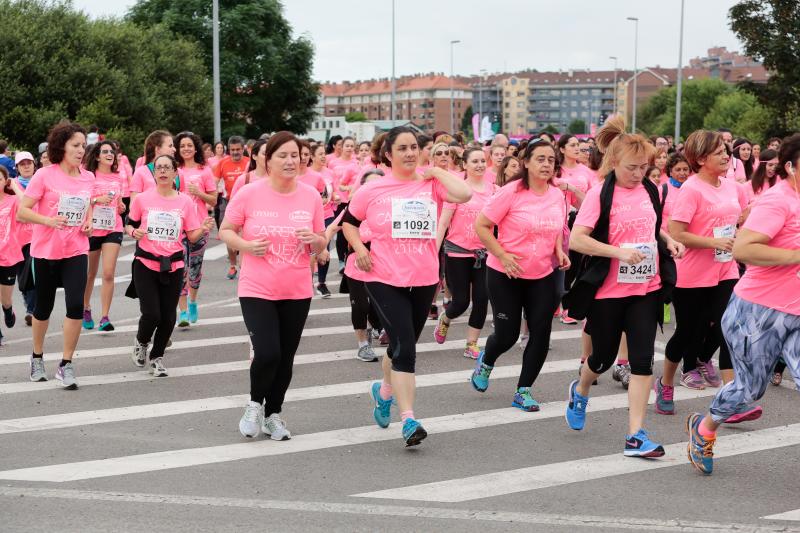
[229,171,266,200]
[15,178,34,246]
[661,180,682,233]
[344,218,374,282]
[734,180,800,315]
[443,181,496,258]
[670,175,746,288]
[178,165,216,223]
[347,173,448,287]
[333,161,360,203]
[726,158,747,183]
[557,163,594,208]
[224,180,324,300]
[130,164,156,194]
[0,194,23,266]
[326,156,342,170]
[316,167,335,219]
[91,171,127,236]
[297,170,326,194]
[24,165,94,260]
[482,181,565,280]
[135,156,145,169]
[485,169,497,185]
[574,183,662,299]
[129,190,202,273]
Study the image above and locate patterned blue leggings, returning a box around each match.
[710,295,800,422]
[181,233,209,297]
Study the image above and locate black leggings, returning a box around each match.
[318,216,335,284]
[334,204,349,266]
[32,255,88,321]
[444,255,489,329]
[586,291,660,376]
[665,280,736,371]
[348,275,381,331]
[133,260,184,359]
[365,282,437,373]
[240,296,311,414]
[483,268,559,388]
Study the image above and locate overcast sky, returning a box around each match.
[72,0,746,82]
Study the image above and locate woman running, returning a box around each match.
[656,130,749,417]
[127,154,212,377]
[297,141,332,297]
[687,133,800,475]
[82,140,127,332]
[18,122,94,389]
[0,166,22,345]
[471,138,570,410]
[434,147,497,359]
[220,132,326,440]
[13,152,37,325]
[564,116,684,456]
[342,126,471,446]
[175,131,217,327]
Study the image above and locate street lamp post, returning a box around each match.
[450,39,461,133]
[479,69,487,131]
[212,0,221,143]
[675,0,685,143]
[627,16,639,133]
[609,56,618,116]
[390,0,396,124]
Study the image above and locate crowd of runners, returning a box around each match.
[0,116,797,475]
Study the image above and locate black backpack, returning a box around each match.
[563,172,676,322]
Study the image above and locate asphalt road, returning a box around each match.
[0,236,798,533]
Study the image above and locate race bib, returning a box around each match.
[57,195,88,227]
[713,224,735,263]
[391,198,436,239]
[617,242,657,284]
[92,206,116,231]
[146,210,181,242]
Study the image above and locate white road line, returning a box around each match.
[0,384,711,482]
[764,509,800,522]
[353,421,800,503]
[0,311,535,366]
[0,331,587,393]
[200,243,229,260]
[0,488,794,533]
[0,349,654,432]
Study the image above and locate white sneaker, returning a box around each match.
[132,342,148,368]
[262,413,291,441]
[239,401,263,438]
[149,357,168,377]
[29,357,47,382]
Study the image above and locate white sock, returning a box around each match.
[358,340,369,348]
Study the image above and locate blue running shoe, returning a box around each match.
[178,311,190,328]
[82,309,94,330]
[470,351,493,392]
[565,379,588,430]
[401,418,427,447]
[512,387,540,412]
[188,300,198,324]
[686,413,715,475]
[624,428,665,458]
[370,382,392,428]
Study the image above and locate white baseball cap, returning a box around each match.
[14,151,34,165]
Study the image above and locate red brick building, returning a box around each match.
[319,75,473,134]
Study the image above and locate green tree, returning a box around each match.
[128,0,319,138]
[0,0,211,156]
[729,0,800,136]
[345,112,367,123]
[541,124,560,135]
[636,78,732,136]
[460,105,474,133]
[703,90,771,143]
[568,119,586,134]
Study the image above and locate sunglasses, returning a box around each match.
[100,149,115,155]
[154,165,174,172]
[433,151,447,156]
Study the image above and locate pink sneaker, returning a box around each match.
[697,360,722,387]
[724,405,763,424]
[679,370,706,390]
[433,315,449,344]
[464,342,480,359]
[559,310,579,325]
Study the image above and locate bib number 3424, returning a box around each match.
[391,198,436,239]
[617,242,657,284]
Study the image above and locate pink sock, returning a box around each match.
[379,381,393,401]
[400,410,414,422]
[616,358,629,366]
[698,418,717,439]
